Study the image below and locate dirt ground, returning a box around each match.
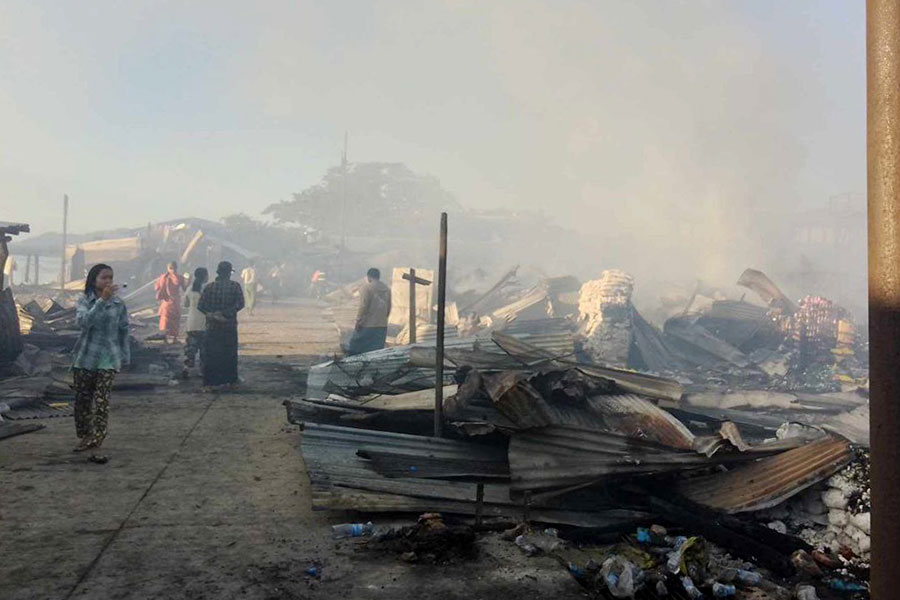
[0,298,583,600]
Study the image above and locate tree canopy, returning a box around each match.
[263,162,461,237]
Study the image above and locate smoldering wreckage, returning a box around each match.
[290,266,871,599]
[0,218,872,599]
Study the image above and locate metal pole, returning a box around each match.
[35,255,39,285]
[868,1,900,596]
[434,212,447,438]
[408,267,417,344]
[60,194,68,289]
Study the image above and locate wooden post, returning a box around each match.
[408,267,417,343]
[24,254,31,284]
[35,255,40,285]
[402,269,431,344]
[0,237,8,290]
[434,212,448,438]
[60,194,68,289]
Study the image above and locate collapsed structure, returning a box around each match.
[289,265,870,598]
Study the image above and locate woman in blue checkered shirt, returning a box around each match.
[71,263,130,463]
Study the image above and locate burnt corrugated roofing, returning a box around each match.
[677,435,853,513]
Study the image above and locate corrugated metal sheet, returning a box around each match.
[508,426,720,493]
[0,422,45,440]
[306,328,576,400]
[507,424,808,495]
[678,435,853,513]
[299,422,650,527]
[664,316,752,368]
[490,287,551,323]
[491,331,684,402]
[1,399,73,420]
[705,300,770,322]
[481,370,695,449]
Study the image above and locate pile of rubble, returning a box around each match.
[287,309,870,598]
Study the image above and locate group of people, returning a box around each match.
[153,260,247,386]
[70,261,389,464]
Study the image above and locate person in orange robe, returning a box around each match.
[155,261,186,343]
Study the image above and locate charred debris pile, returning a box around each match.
[288,266,870,599]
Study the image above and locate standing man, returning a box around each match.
[269,263,284,304]
[198,261,245,389]
[346,268,391,355]
[240,261,258,314]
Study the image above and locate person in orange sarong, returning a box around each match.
[155,261,186,343]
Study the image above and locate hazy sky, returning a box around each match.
[1,1,864,240]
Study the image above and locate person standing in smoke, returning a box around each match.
[198,261,245,390]
[346,268,391,355]
[155,260,186,344]
[182,267,209,378]
[240,261,258,314]
[71,263,130,464]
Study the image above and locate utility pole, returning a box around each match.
[867,1,900,596]
[337,133,348,283]
[60,194,68,290]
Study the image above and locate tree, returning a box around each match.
[263,162,461,237]
[219,213,309,257]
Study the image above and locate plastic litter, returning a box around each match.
[305,566,318,577]
[600,557,640,598]
[735,569,761,585]
[331,522,374,539]
[795,585,820,600]
[681,576,703,599]
[515,535,538,556]
[567,562,586,579]
[711,582,735,597]
[827,579,867,592]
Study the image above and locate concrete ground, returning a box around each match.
[0,298,583,600]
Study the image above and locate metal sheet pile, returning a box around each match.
[291,330,855,527]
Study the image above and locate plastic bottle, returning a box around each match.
[515,535,539,556]
[795,585,820,600]
[711,582,735,597]
[666,552,682,574]
[605,573,619,588]
[735,569,761,585]
[637,527,652,543]
[331,521,374,539]
[827,579,867,592]
[567,562,586,579]
[681,576,704,599]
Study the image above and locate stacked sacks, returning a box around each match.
[758,451,870,565]
[578,270,634,367]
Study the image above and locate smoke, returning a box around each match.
[1,1,865,311]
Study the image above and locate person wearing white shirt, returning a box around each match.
[182,267,209,377]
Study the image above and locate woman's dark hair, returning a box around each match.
[84,263,113,296]
[192,267,209,293]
